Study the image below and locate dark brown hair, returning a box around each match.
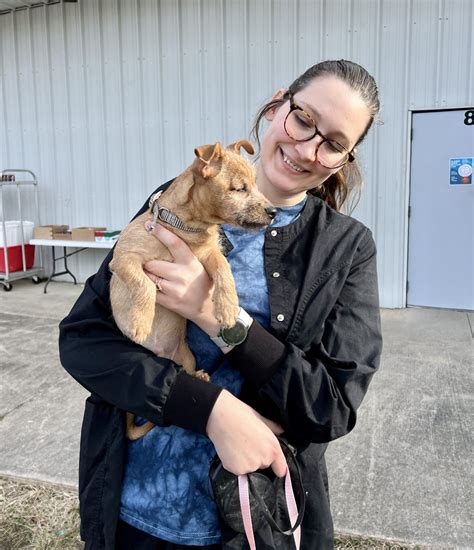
[251,60,380,212]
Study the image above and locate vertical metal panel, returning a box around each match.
[0,0,473,306]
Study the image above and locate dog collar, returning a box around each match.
[148,191,205,234]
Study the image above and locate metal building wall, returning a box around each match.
[0,0,472,306]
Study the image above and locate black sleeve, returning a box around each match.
[227,229,382,444]
[58,185,223,435]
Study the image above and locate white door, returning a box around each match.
[407,109,474,310]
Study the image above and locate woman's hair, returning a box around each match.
[251,59,380,212]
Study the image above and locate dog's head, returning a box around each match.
[190,140,276,229]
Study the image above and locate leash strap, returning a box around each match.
[238,475,257,550]
[285,467,301,549]
[238,466,302,550]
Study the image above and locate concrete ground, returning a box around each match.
[0,279,472,549]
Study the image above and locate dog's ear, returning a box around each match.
[227,140,255,156]
[192,143,223,179]
[195,143,222,163]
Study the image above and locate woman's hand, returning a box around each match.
[207,390,288,477]
[143,222,220,337]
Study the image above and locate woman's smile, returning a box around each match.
[279,148,309,174]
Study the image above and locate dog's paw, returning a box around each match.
[193,369,210,382]
[216,306,240,329]
[126,322,151,344]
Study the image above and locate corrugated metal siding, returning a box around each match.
[0,1,57,13]
[1,0,473,306]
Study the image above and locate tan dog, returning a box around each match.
[109,140,275,440]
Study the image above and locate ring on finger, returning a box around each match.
[155,276,163,292]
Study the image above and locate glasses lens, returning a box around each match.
[318,141,349,169]
[284,107,351,168]
[285,109,316,141]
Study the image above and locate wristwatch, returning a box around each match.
[211,307,253,351]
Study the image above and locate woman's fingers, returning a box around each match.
[145,221,195,264]
[270,449,289,478]
[144,269,166,292]
[144,258,189,281]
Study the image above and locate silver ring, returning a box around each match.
[155,277,163,292]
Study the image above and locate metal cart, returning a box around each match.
[0,169,43,291]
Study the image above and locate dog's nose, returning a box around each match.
[266,206,277,219]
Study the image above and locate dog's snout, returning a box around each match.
[266,206,277,219]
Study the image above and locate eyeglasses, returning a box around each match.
[283,92,355,169]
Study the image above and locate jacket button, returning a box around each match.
[272,272,280,278]
[270,229,278,237]
[277,314,285,322]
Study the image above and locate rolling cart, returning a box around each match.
[0,169,43,291]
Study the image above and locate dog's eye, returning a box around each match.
[234,186,247,193]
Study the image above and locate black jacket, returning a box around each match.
[59,184,382,549]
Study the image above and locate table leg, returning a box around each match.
[43,246,78,293]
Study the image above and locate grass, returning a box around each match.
[0,477,82,549]
[0,476,425,549]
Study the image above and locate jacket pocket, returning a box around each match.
[78,394,125,546]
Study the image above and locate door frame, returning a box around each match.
[404,105,473,308]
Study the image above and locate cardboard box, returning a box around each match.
[71,227,106,241]
[52,231,72,240]
[33,225,69,240]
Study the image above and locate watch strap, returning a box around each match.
[210,337,234,353]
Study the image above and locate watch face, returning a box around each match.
[221,321,247,346]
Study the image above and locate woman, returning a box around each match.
[59,59,383,550]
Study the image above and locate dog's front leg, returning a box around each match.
[109,254,157,344]
[202,251,239,328]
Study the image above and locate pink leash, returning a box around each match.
[238,468,301,550]
[238,475,256,549]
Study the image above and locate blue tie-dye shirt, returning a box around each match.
[119,197,306,545]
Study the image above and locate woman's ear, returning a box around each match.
[264,88,287,121]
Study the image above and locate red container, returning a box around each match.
[0,244,35,273]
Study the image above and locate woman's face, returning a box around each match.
[257,75,371,206]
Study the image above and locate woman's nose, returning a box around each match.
[294,135,324,163]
